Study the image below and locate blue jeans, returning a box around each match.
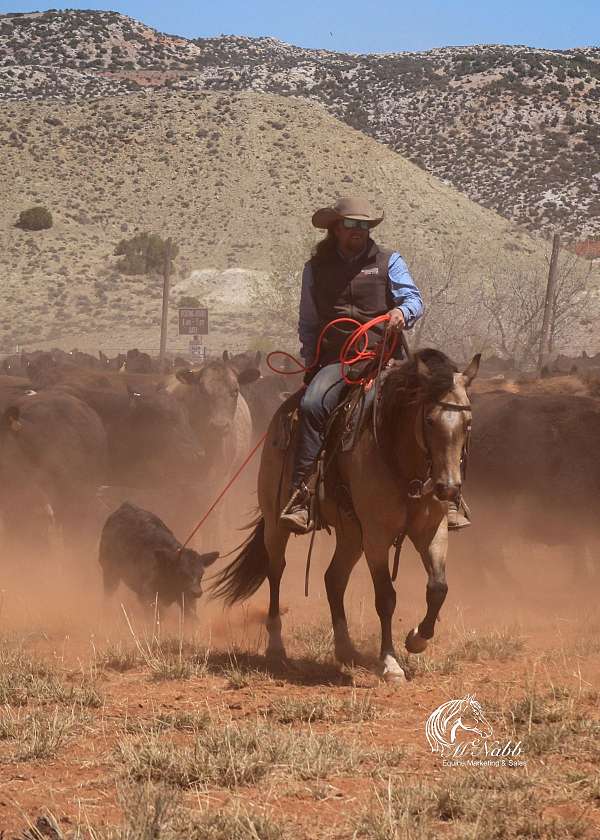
[291,363,349,488]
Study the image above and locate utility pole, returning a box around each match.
[159,238,172,363]
[537,233,561,375]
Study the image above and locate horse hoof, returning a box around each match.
[383,668,407,684]
[405,628,428,654]
[382,654,407,684]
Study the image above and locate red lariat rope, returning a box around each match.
[180,315,398,548]
[179,431,268,552]
[266,314,398,385]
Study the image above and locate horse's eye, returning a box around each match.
[425,416,435,426]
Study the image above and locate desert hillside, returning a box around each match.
[3,87,596,357]
[1,10,599,240]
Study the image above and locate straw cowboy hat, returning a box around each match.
[311,195,384,229]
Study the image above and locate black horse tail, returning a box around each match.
[209,518,269,606]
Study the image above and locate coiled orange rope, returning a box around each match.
[266,313,397,385]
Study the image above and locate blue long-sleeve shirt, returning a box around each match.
[298,251,424,363]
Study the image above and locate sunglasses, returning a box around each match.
[342,218,370,230]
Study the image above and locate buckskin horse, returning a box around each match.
[211,348,480,682]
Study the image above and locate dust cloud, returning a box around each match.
[0,491,597,664]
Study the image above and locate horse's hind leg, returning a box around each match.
[406,522,448,654]
[264,517,290,665]
[364,535,407,683]
[325,516,363,665]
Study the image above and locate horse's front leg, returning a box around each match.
[364,535,407,683]
[406,514,449,654]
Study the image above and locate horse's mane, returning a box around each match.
[378,348,458,448]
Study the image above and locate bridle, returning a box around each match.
[408,398,472,500]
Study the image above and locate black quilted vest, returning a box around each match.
[310,240,394,364]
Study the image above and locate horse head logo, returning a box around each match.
[426,694,493,756]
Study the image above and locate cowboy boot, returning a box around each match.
[280,484,311,534]
[447,498,471,530]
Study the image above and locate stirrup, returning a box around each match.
[280,484,312,534]
[448,498,471,530]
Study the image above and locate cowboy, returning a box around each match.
[280,195,470,533]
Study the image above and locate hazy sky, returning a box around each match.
[1,0,598,52]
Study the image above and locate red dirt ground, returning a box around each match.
[1,516,599,838]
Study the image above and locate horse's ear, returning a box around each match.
[462,354,481,386]
[416,357,432,381]
[222,350,230,362]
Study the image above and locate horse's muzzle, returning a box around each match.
[434,483,461,503]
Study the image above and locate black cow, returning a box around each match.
[125,349,153,374]
[99,502,218,619]
[99,350,126,371]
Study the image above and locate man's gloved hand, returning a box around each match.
[388,308,406,331]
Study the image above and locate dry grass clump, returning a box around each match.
[14,786,289,840]
[0,703,81,761]
[499,684,600,757]
[266,690,378,724]
[123,709,211,736]
[116,615,210,681]
[293,622,334,663]
[115,720,363,788]
[0,636,103,707]
[97,641,140,672]
[449,626,525,663]
[353,770,589,840]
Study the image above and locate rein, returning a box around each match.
[408,399,473,499]
[373,375,472,581]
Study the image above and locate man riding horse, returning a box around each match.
[280,195,470,533]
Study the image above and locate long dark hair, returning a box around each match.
[311,228,337,266]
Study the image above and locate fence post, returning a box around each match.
[537,233,561,375]
[159,238,172,363]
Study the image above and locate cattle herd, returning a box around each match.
[0,344,598,621]
[0,346,294,614]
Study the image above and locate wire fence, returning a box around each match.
[0,343,266,363]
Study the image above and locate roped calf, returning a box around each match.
[99,502,218,619]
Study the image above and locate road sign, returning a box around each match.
[189,338,206,358]
[178,307,208,335]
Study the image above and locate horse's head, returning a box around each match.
[414,350,480,504]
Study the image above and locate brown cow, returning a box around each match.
[0,391,108,557]
[465,389,600,592]
[166,360,260,542]
[223,350,293,441]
